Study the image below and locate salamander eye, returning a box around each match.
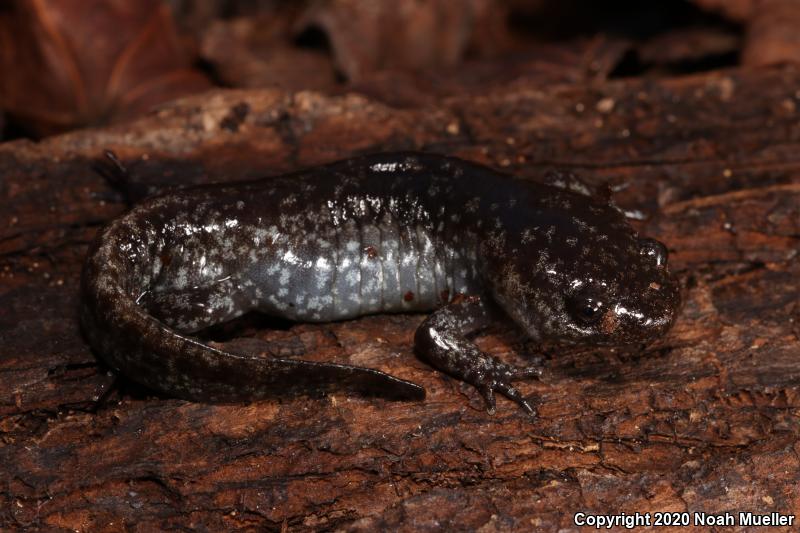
[640,238,668,268]
[567,294,605,325]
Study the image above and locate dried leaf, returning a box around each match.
[201,15,339,92]
[0,0,211,137]
[295,0,511,81]
[692,0,800,66]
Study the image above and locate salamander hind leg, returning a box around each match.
[414,295,542,416]
[139,278,252,333]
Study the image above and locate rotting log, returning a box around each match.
[2,66,800,531]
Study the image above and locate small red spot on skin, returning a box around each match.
[365,246,378,259]
[601,309,618,335]
[404,291,414,302]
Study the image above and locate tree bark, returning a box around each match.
[2,66,800,531]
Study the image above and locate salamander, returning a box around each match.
[81,152,680,414]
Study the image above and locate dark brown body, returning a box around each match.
[81,152,680,412]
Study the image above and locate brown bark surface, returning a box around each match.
[2,65,800,531]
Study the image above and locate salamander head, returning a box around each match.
[490,192,681,346]
[555,236,681,345]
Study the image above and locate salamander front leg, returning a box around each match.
[414,295,542,415]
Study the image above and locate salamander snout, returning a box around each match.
[561,237,680,345]
[605,277,680,342]
[564,277,679,344]
[598,237,680,342]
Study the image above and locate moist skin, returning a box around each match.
[81,152,680,414]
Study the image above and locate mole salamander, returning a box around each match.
[81,152,680,415]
